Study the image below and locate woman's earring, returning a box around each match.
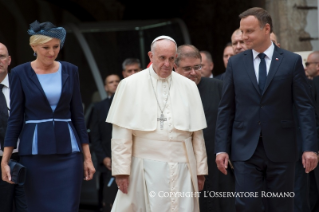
[33,52,37,57]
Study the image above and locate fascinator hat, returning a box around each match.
[27,20,66,48]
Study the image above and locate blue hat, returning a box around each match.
[27,20,66,48]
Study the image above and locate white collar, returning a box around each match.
[0,73,9,88]
[252,42,274,60]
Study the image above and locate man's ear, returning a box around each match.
[264,23,271,34]
[173,63,177,70]
[148,51,153,62]
[7,56,11,66]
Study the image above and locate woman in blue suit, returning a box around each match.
[0,20,95,212]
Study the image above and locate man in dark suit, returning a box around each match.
[222,42,234,69]
[216,43,234,81]
[90,74,120,212]
[200,51,214,78]
[231,29,247,55]
[309,75,319,211]
[215,29,247,80]
[305,51,319,80]
[0,43,27,212]
[175,44,235,212]
[121,58,142,78]
[293,52,319,212]
[215,7,318,212]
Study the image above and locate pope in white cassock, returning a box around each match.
[106,35,208,212]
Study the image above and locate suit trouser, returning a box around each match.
[293,159,310,212]
[0,153,28,212]
[199,166,236,212]
[309,166,319,212]
[233,138,295,212]
[102,171,118,212]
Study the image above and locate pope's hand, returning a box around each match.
[216,153,229,175]
[116,175,129,194]
[197,175,205,191]
[302,151,318,173]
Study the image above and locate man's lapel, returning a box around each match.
[244,50,260,95]
[262,45,284,95]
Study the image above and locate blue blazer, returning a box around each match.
[4,61,89,155]
[215,44,318,162]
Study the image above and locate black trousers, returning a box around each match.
[309,165,319,212]
[101,171,118,212]
[233,138,295,212]
[293,159,310,212]
[0,153,28,212]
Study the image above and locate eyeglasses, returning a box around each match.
[305,62,319,67]
[181,65,202,72]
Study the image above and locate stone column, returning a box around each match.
[265,0,313,51]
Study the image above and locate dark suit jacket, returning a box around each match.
[4,61,89,155]
[294,78,319,159]
[215,73,225,81]
[311,76,319,148]
[90,97,113,172]
[198,78,223,158]
[215,45,318,162]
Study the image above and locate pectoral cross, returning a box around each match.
[157,113,167,130]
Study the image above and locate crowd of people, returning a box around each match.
[0,6,319,212]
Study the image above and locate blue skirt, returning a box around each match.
[20,153,83,212]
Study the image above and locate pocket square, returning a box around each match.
[8,159,26,185]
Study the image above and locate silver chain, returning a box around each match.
[148,68,172,114]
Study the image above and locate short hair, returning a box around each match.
[122,58,141,70]
[199,50,213,63]
[231,29,242,41]
[175,45,202,66]
[225,42,232,48]
[239,7,273,33]
[30,34,53,46]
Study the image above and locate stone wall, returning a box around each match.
[265,0,315,51]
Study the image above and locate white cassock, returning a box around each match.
[106,65,208,212]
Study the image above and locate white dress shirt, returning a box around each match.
[1,74,10,111]
[252,42,274,82]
